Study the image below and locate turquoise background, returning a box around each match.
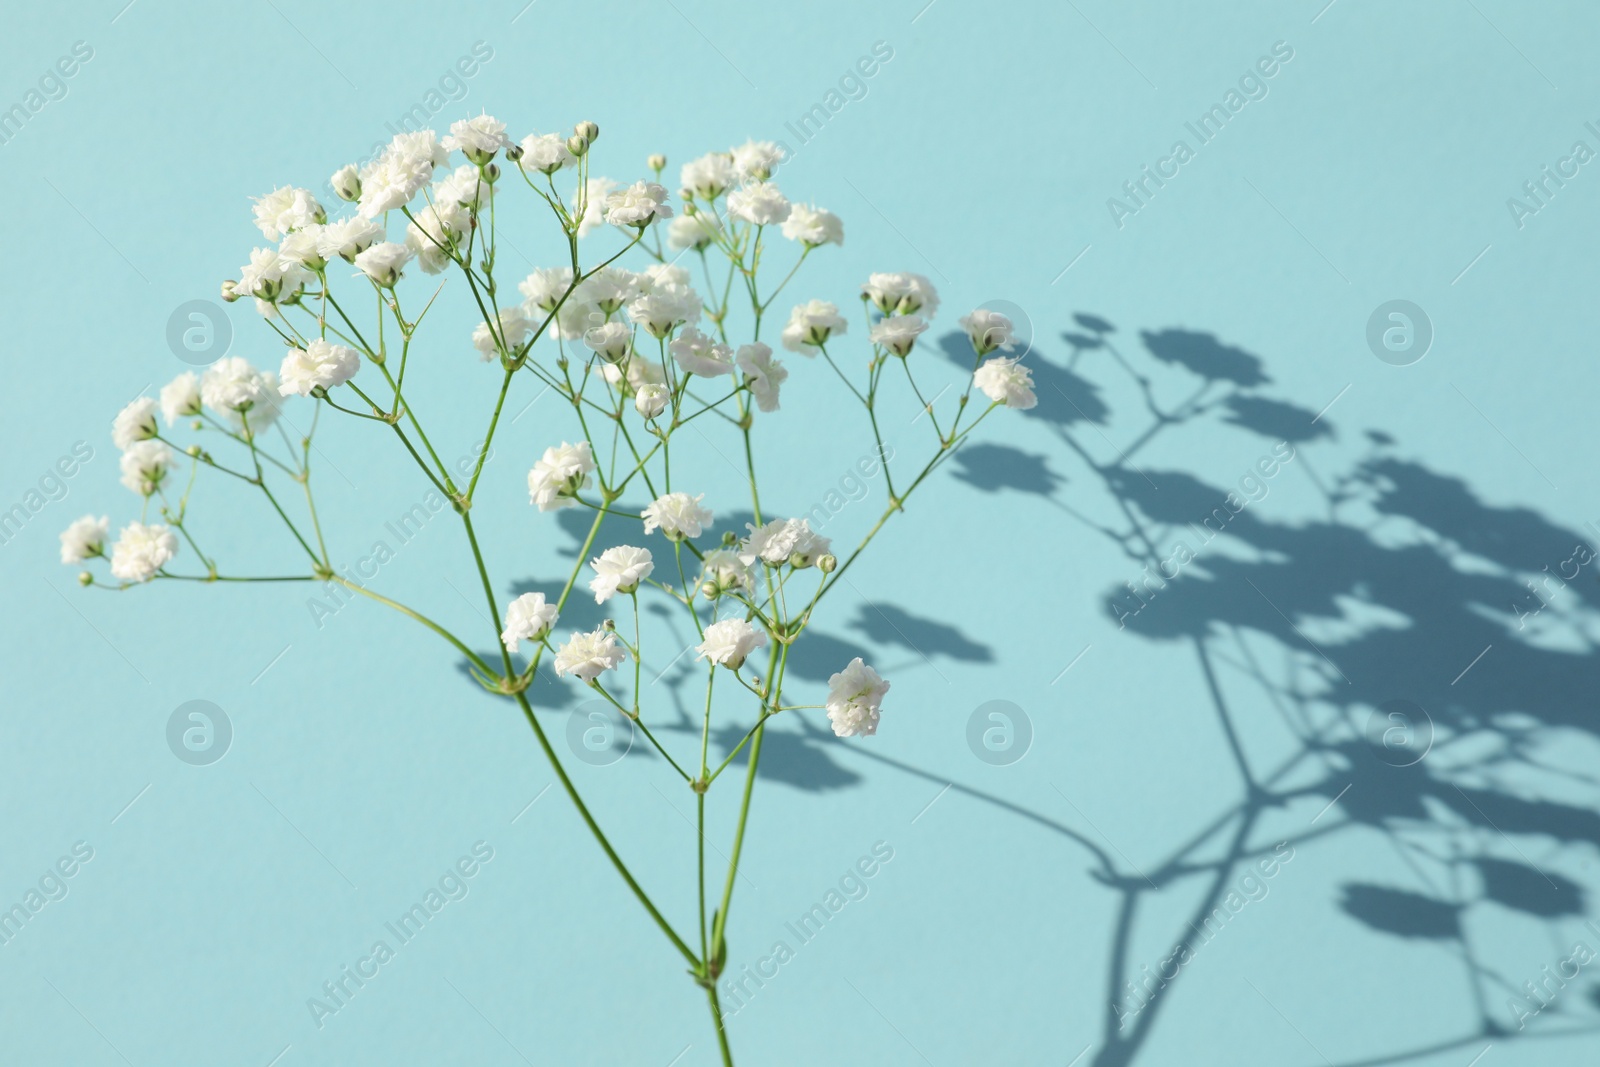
[5,1,1600,1064]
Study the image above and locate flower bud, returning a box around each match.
[700,580,720,599]
[483,162,501,184]
[331,163,361,202]
[817,553,837,573]
[602,618,616,631]
[77,571,93,587]
[575,121,599,142]
[185,444,201,457]
[221,279,241,303]
[505,143,524,162]
[787,551,809,569]
[634,383,670,419]
[648,153,666,173]
[567,135,590,157]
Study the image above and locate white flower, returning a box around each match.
[331,163,361,202]
[583,321,634,364]
[589,545,655,603]
[739,517,831,568]
[731,140,784,182]
[318,216,385,263]
[667,213,721,250]
[634,383,670,419]
[554,627,627,683]
[973,356,1037,410]
[696,618,767,669]
[59,514,108,564]
[354,241,413,287]
[628,285,701,339]
[681,152,735,198]
[473,306,532,361]
[237,247,310,303]
[109,521,178,583]
[201,357,275,416]
[574,177,618,237]
[444,114,510,163]
[641,492,712,541]
[780,300,847,353]
[279,339,360,396]
[575,266,640,313]
[520,267,576,313]
[159,372,202,426]
[357,151,432,218]
[825,658,889,737]
[669,326,735,377]
[700,548,752,596]
[597,354,666,397]
[119,440,174,495]
[960,308,1017,356]
[112,397,158,450]
[639,263,692,292]
[726,182,791,225]
[277,226,326,270]
[553,299,605,341]
[387,129,450,170]
[251,185,324,240]
[780,203,843,247]
[869,314,928,357]
[528,441,594,511]
[736,343,786,412]
[519,132,576,175]
[434,165,493,212]
[603,181,674,227]
[405,201,468,273]
[862,272,940,318]
[501,592,559,653]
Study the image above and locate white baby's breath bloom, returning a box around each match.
[119,440,174,496]
[726,182,791,225]
[603,181,674,228]
[862,272,940,318]
[869,314,927,357]
[434,164,492,211]
[669,326,735,377]
[404,201,467,274]
[960,308,1017,356]
[520,267,576,313]
[583,321,634,364]
[576,266,640,313]
[696,618,767,670]
[973,356,1037,410]
[740,517,831,568]
[634,383,669,419]
[574,177,618,237]
[639,263,692,292]
[597,354,665,397]
[354,241,413,287]
[641,492,712,541]
[109,521,178,583]
[252,185,324,240]
[680,152,735,198]
[473,306,532,360]
[279,339,360,397]
[667,212,722,250]
[501,592,559,653]
[277,226,326,270]
[628,285,701,339]
[781,203,843,247]
[554,627,627,683]
[528,441,594,511]
[700,548,752,596]
[780,300,847,353]
[201,357,275,417]
[518,132,576,175]
[237,247,310,304]
[112,397,158,450]
[318,216,385,263]
[388,129,450,170]
[825,658,889,737]
[731,140,784,182]
[553,299,605,341]
[59,514,109,564]
[589,545,655,603]
[736,343,786,412]
[331,163,361,202]
[159,372,202,425]
[443,114,510,163]
[357,152,431,218]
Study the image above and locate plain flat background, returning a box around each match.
[4,1,1600,1064]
